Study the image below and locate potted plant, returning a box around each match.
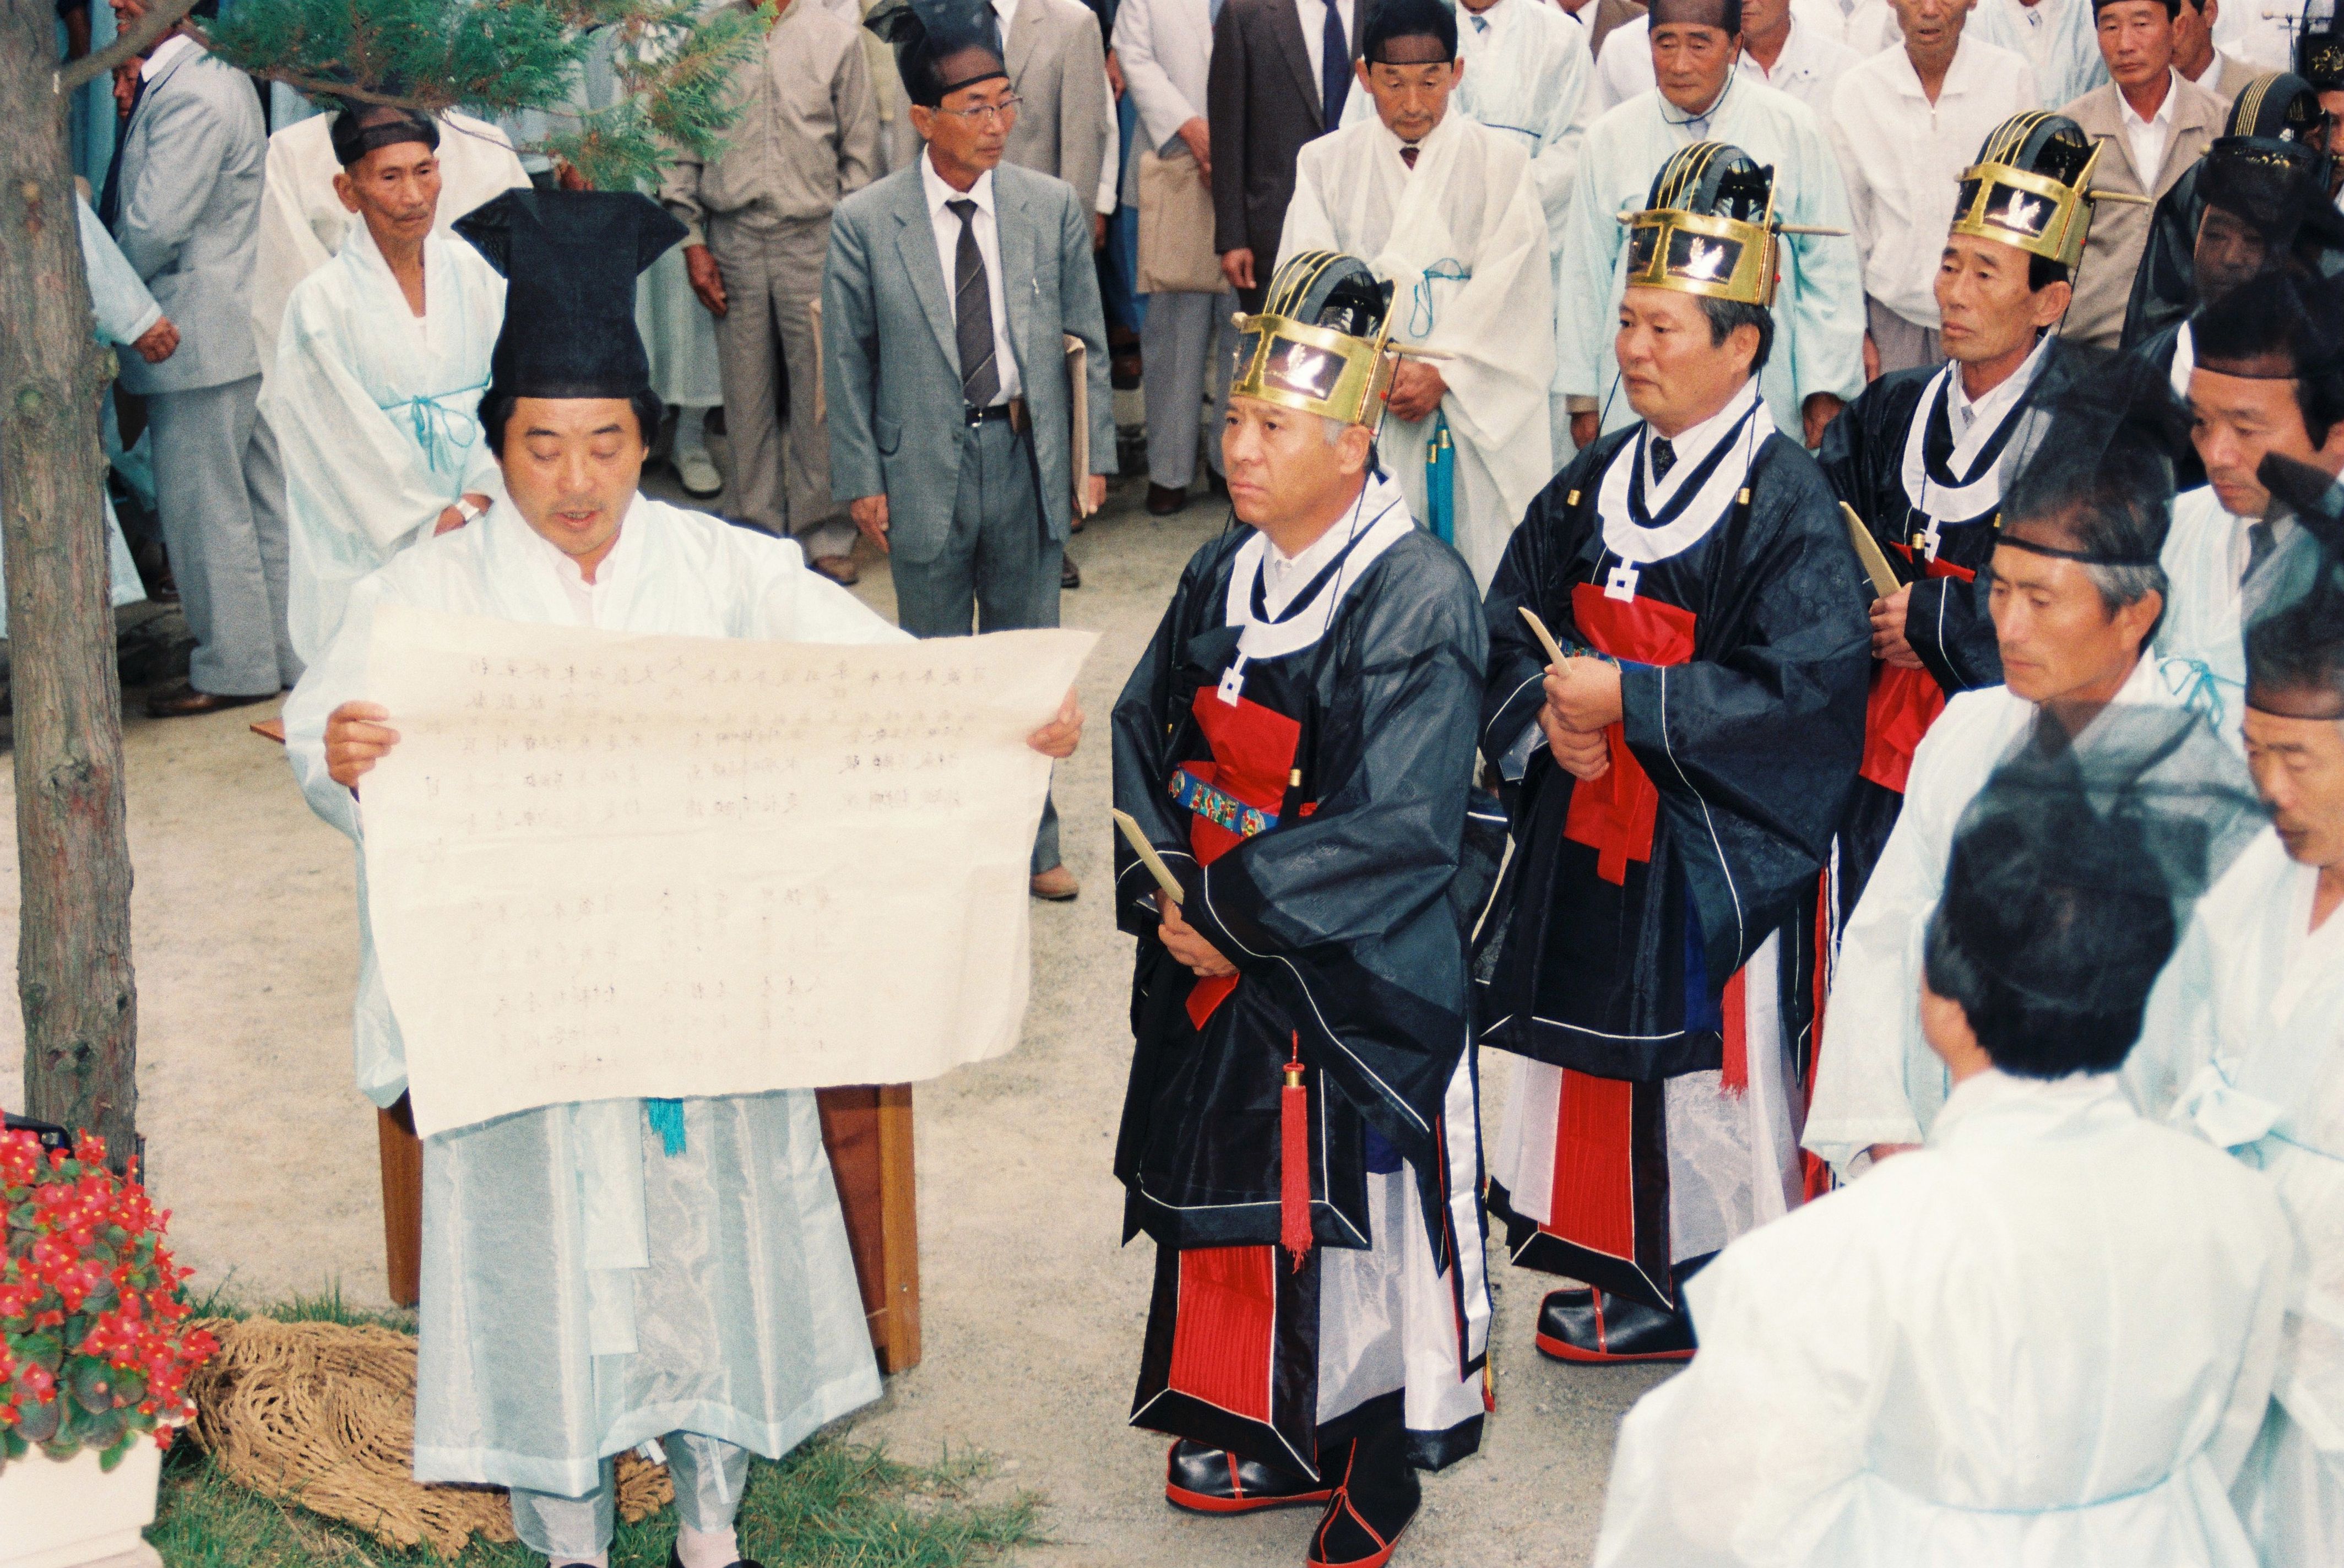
[1,1126,215,1568]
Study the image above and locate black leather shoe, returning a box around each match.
[1061,556,1081,589]
[1165,1439,1334,1515]
[1534,1286,1695,1364]
[1307,1423,1419,1568]
[1146,482,1189,515]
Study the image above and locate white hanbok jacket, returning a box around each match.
[1597,1068,2292,1567]
[1278,110,1556,586]
[267,224,507,661]
[2155,484,2253,750]
[1969,0,2110,109]
[2167,829,2344,1562]
[1558,71,1866,442]
[282,497,902,1493]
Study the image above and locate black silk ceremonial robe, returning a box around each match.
[1813,349,2060,916]
[1475,416,1869,1306]
[1111,495,1498,1473]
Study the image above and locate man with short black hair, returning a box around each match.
[1480,145,1870,1365]
[1558,0,1866,451]
[268,104,507,663]
[1597,701,2289,1565]
[2157,273,2344,734]
[1596,0,1862,115]
[1280,0,1555,584]
[2055,0,2226,348]
[2172,0,2258,101]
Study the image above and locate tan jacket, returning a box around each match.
[660,0,881,246]
[2057,73,2224,349]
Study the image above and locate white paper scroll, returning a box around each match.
[358,603,1097,1138]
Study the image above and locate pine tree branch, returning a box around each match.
[57,0,204,91]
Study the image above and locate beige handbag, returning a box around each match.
[1136,149,1225,295]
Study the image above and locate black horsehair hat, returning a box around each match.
[453,189,687,403]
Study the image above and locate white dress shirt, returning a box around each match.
[920,150,1024,402]
[2121,70,2180,187]
[1296,0,1359,97]
[1596,13,1860,115]
[1944,330,2050,442]
[1827,35,2039,327]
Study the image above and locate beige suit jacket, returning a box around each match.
[2058,74,2224,349]
[1001,0,1111,208]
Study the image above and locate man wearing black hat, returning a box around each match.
[2157,274,2344,740]
[282,188,1085,1568]
[1478,144,1871,1365]
[824,0,1115,902]
[2299,20,2344,202]
[267,104,509,664]
[1817,112,2112,923]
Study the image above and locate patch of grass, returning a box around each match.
[180,1276,420,1335]
[151,1439,1040,1567]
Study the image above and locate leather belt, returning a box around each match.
[965,397,1029,431]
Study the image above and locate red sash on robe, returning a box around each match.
[1179,688,1301,1027]
[1560,584,1696,885]
[1856,554,1973,795]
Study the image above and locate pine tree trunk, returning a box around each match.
[1,1,139,1168]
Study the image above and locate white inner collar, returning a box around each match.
[1222,473,1415,661]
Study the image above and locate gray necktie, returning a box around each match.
[947,198,1001,408]
[2247,518,2276,583]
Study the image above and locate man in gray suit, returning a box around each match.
[104,0,297,715]
[826,0,1116,901]
[999,0,1115,234]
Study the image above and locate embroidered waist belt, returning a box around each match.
[1169,767,1279,840]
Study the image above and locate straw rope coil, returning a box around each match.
[184,1317,674,1553]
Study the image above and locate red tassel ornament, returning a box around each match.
[1280,1032,1313,1270]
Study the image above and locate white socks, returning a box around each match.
[674,405,710,461]
[675,1523,742,1568]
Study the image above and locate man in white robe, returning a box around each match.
[1596,0,1863,114]
[2165,525,2344,1562]
[1340,0,1592,453]
[284,187,1083,1568]
[1282,0,1555,585]
[1597,722,2290,1567]
[2157,276,2344,746]
[251,107,528,379]
[1972,0,2112,105]
[1803,401,2195,1174]
[1559,0,1866,452]
[267,106,508,663]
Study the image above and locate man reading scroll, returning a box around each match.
[280,188,1082,1568]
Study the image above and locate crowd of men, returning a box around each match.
[38,0,2344,1562]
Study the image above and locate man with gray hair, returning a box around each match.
[1805,365,2194,1176]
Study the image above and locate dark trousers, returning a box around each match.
[890,416,1065,873]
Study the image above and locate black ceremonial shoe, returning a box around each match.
[1534,1286,1696,1364]
[1165,1439,1336,1515]
[664,1549,763,1568]
[1306,1423,1419,1568]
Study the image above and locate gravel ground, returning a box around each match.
[0,465,1662,1567]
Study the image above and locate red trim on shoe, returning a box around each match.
[1531,1330,1696,1365]
[1163,1441,1332,1515]
[1306,1446,1411,1568]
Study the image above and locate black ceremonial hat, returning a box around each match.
[865,0,1008,107]
[2298,19,2344,91]
[454,189,686,402]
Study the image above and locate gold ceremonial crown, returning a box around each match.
[1950,112,2149,270]
[1618,143,1843,310]
[1230,251,1419,428]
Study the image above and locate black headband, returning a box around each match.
[330,107,440,169]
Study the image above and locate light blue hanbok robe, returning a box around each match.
[1555,70,1866,441]
[2167,830,2344,1564]
[281,496,899,1495]
[1970,0,2110,110]
[4,198,157,641]
[265,224,505,661]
